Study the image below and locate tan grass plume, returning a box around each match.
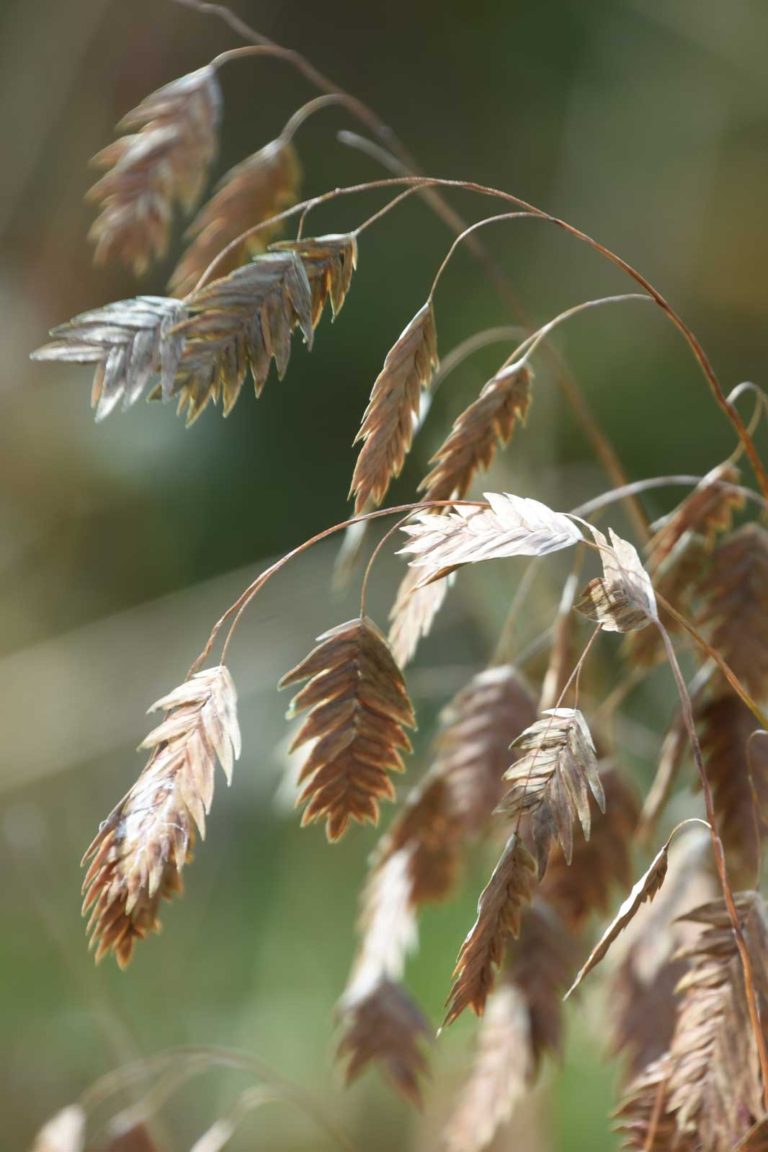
[169,137,302,295]
[280,617,415,840]
[88,66,222,274]
[82,666,240,967]
[351,302,438,512]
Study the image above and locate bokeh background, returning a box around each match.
[1,0,767,1147]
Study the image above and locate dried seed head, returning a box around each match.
[541,766,639,930]
[665,893,768,1148]
[388,564,453,668]
[82,666,240,966]
[444,833,537,1024]
[564,836,671,999]
[698,694,768,888]
[31,297,184,421]
[279,617,415,840]
[430,664,537,837]
[500,708,604,874]
[88,66,222,274]
[446,901,577,1152]
[351,302,438,512]
[610,829,714,1080]
[697,523,768,698]
[647,463,744,570]
[577,527,657,633]
[337,976,431,1105]
[272,233,358,325]
[337,844,429,1103]
[420,363,533,502]
[400,492,583,586]
[169,138,302,296]
[168,250,313,422]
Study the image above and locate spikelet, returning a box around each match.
[169,138,302,295]
[81,666,240,966]
[337,849,430,1103]
[337,977,431,1105]
[388,565,452,668]
[272,233,358,326]
[664,893,768,1149]
[31,297,184,421]
[616,1056,690,1152]
[610,829,714,1080]
[430,664,537,835]
[577,527,658,633]
[88,66,222,274]
[168,249,313,422]
[367,665,536,909]
[697,524,768,698]
[540,767,639,930]
[444,833,537,1023]
[626,533,710,668]
[350,302,438,512]
[30,1106,86,1152]
[400,493,583,585]
[647,463,744,570]
[370,775,464,906]
[499,708,604,874]
[279,617,415,840]
[446,901,577,1152]
[626,465,743,667]
[446,982,533,1152]
[698,694,768,886]
[420,363,533,501]
[564,836,672,999]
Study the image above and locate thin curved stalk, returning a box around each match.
[170,0,646,532]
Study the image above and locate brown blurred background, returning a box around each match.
[1,0,766,1147]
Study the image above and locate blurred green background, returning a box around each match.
[1,0,767,1147]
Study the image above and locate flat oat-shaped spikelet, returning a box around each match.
[400,493,583,585]
[446,901,577,1152]
[429,664,537,836]
[444,832,537,1024]
[576,527,658,633]
[272,233,358,326]
[337,976,431,1105]
[88,65,222,274]
[699,693,768,888]
[647,462,744,570]
[698,523,768,698]
[499,707,604,874]
[280,617,415,840]
[350,302,438,512]
[388,564,452,668]
[420,363,533,501]
[169,249,313,422]
[539,766,639,931]
[31,296,185,421]
[82,666,240,967]
[651,893,768,1150]
[169,137,302,295]
[337,848,430,1103]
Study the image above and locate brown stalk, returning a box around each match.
[178,165,767,497]
[170,0,763,538]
